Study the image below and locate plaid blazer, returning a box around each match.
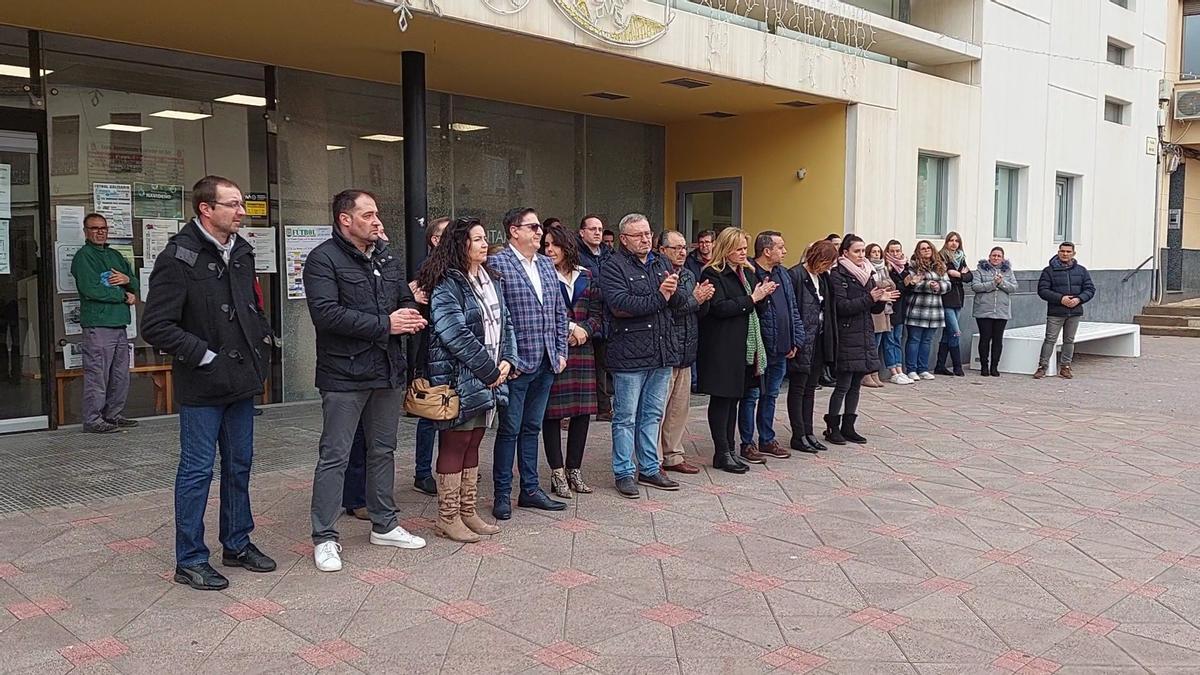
[903,270,950,329]
[488,246,568,374]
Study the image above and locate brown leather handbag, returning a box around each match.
[404,377,460,421]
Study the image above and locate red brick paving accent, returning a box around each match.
[1019,473,1054,484]
[1116,491,1152,503]
[1032,527,1078,541]
[59,637,129,666]
[870,525,913,540]
[106,537,157,553]
[780,503,817,516]
[546,569,597,589]
[977,489,1011,500]
[434,600,492,624]
[321,639,365,662]
[636,543,681,560]
[833,486,873,498]
[1073,507,1119,519]
[631,500,669,513]
[1148,475,1185,485]
[733,572,784,592]
[529,641,597,671]
[713,521,755,535]
[982,549,1031,566]
[890,473,921,483]
[920,576,974,596]
[554,518,598,533]
[1154,551,1200,568]
[640,603,702,627]
[289,543,313,557]
[807,546,854,564]
[931,459,963,469]
[811,456,841,467]
[927,505,968,518]
[699,485,733,495]
[756,469,791,481]
[353,568,409,585]
[400,516,436,531]
[0,562,20,579]
[463,541,506,556]
[7,596,69,620]
[992,650,1061,674]
[1057,610,1118,636]
[286,480,313,491]
[760,646,829,673]
[294,645,340,669]
[251,514,278,527]
[848,607,910,632]
[1111,579,1166,598]
[68,516,113,527]
[222,597,285,621]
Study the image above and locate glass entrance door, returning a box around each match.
[675,177,742,242]
[0,125,49,432]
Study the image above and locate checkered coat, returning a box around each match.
[487,247,569,374]
[545,267,602,420]
[903,270,950,329]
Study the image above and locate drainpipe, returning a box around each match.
[1153,91,1168,305]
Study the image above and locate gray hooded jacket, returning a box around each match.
[970,258,1018,320]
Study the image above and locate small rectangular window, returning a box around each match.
[1104,98,1129,125]
[994,165,1021,240]
[916,154,949,237]
[1055,175,1075,242]
[1106,39,1128,66]
[1109,0,1129,8]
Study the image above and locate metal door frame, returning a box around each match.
[674,177,742,241]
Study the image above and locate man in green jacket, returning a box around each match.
[71,213,139,433]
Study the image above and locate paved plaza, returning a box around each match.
[1,337,1199,673]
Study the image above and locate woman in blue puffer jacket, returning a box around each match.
[416,217,516,544]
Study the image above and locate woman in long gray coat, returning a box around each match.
[971,246,1018,377]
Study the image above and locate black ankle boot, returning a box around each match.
[979,358,989,376]
[805,434,828,451]
[840,414,867,444]
[933,344,952,376]
[950,348,965,377]
[822,414,846,445]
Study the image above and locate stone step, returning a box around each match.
[1140,304,1200,317]
[1138,325,1200,337]
[1133,314,1200,327]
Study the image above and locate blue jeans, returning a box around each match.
[882,323,904,370]
[175,398,255,567]
[939,307,961,350]
[493,355,554,498]
[905,326,938,374]
[414,418,436,480]
[611,367,671,480]
[342,422,366,511]
[738,356,787,445]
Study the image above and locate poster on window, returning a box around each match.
[284,225,331,299]
[241,227,277,274]
[56,205,86,244]
[132,183,185,220]
[56,242,78,294]
[64,336,134,370]
[110,244,135,272]
[141,219,179,269]
[93,183,133,237]
[0,220,9,275]
[0,164,10,219]
[62,299,82,336]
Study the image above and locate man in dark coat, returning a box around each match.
[143,175,275,591]
[304,189,430,574]
[577,215,614,419]
[1034,241,1096,380]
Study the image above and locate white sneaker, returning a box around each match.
[890,373,912,385]
[920,371,936,380]
[314,541,342,572]
[907,372,921,382]
[370,526,427,550]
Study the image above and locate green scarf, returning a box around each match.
[739,268,766,377]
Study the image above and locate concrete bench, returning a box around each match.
[969,321,1140,376]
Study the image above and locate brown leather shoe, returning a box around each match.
[663,461,701,474]
[759,440,791,459]
[1033,367,1047,379]
[1059,365,1073,379]
[739,443,767,464]
[596,411,613,422]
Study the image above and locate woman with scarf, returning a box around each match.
[824,235,897,445]
[697,227,778,473]
[861,243,893,388]
[882,240,913,384]
[972,246,1018,376]
[904,240,950,381]
[933,231,973,377]
[786,239,837,453]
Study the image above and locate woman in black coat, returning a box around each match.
[697,227,776,474]
[824,235,897,445]
[786,240,838,453]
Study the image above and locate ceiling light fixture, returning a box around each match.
[214,94,268,107]
[360,134,404,142]
[585,91,630,101]
[0,65,53,78]
[97,123,153,133]
[435,123,489,132]
[150,110,212,121]
[326,144,346,151]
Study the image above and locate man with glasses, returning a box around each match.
[71,213,139,434]
[143,176,275,590]
[578,214,614,420]
[684,229,715,393]
[599,214,685,498]
[487,207,569,518]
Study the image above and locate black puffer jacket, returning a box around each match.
[787,264,836,376]
[668,267,704,367]
[940,253,974,310]
[598,249,682,372]
[828,265,884,374]
[1038,256,1096,317]
[142,220,271,407]
[888,263,912,327]
[303,226,418,391]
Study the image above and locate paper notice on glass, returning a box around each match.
[62,298,82,336]
[284,225,332,299]
[241,227,277,274]
[127,304,137,341]
[63,342,83,370]
[109,244,135,272]
[132,183,184,220]
[0,220,9,275]
[56,242,79,294]
[56,205,86,243]
[142,218,178,268]
[139,267,151,302]
[0,164,10,219]
[93,182,133,237]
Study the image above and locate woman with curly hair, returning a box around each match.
[903,239,950,382]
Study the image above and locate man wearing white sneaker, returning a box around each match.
[304,190,428,572]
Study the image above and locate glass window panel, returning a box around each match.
[994,166,1019,240]
[0,26,34,110]
[1185,15,1200,80]
[585,117,664,233]
[916,154,947,236]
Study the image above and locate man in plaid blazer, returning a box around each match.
[487,207,570,518]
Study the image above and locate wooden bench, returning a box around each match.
[55,364,174,425]
[969,321,1140,376]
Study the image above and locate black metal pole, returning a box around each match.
[402,51,428,280]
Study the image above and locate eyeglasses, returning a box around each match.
[209,200,245,210]
[84,226,109,232]
[622,231,653,240]
[520,223,543,232]
[660,244,686,251]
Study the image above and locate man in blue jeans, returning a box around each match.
[487,207,569,519]
[739,231,804,463]
[599,214,685,498]
[143,175,276,591]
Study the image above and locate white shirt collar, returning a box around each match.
[195,218,236,262]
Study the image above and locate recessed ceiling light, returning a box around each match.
[700,111,736,118]
[96,123,152,133]
[150,110,212,121]
[0,65,53,78]
[360,134,404,142]
[662,77,711,89]
[778,100,814,108]
[215,94,267,107]
[585,91,630,101]
[326,145,346,151]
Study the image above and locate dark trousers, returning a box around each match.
[342,422,367,511]
[438,427,486,474]
[414,418,436,480]
[543,415,590,470]
[976,318,1008,368]
[787,336,825,438]
[594,340,613,415]
[828,370,863,417]
[493,355,554,498]
[175,398,255,566]
[707,396,740,457]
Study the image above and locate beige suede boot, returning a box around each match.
[459,467,500,536]
[435,472,479,543]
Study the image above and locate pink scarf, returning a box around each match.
[884,250,907,275]
[838,255,873,286]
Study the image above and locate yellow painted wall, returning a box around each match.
[664,104,847,267]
